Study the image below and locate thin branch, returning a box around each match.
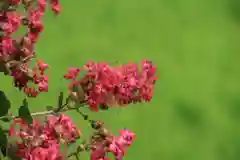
[0,101,88,121]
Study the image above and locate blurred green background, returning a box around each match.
[1,0,240,159]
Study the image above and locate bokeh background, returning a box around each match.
[1,0,240,159]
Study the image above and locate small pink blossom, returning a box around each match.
[3,12,22,35]
[50,0,61,15]
[37,0,47,13]
[37,60,49,72]
[64,67,80,80]
[1,36,15,55]
[38,81,48,92]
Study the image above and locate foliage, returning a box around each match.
[0,0,157,159]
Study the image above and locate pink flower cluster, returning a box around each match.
[9,114,81,160]
[12,60,49,97]
[0,1,155,160]
[91,129,136,160]
[1,0,60,56]
[0,0,61,97]
[64,60,157,111]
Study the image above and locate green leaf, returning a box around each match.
[0,116,12,122]
[0,91,11,117]
[55,92,65,113]
[58,92,64,108]
[0,150,8,160]
[46,105,54,111]
[18,99,33,124]
[22,98,28,108]
[0,127,7,157]
[0,150,6,159]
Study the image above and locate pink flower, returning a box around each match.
[1,36,15,55]
[64,67,80,80]
[107,129,136,160]
[37,60,49,72]
[28,31,40,43]
[41,75,49,82]
[90,142,108,160]
[28,10,44,42]
[38,81,48,92]
[28,10,43,27]
[2,23,14,35]
[118,129,136,146]
[37,0,47,13]
[2,12,21,35]
[28,141,63,160]
[29,147,47,160]
[108,142,124,160]
[47,114,82,143]
[50,0,61,15]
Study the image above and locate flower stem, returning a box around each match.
[0,102,87,121]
